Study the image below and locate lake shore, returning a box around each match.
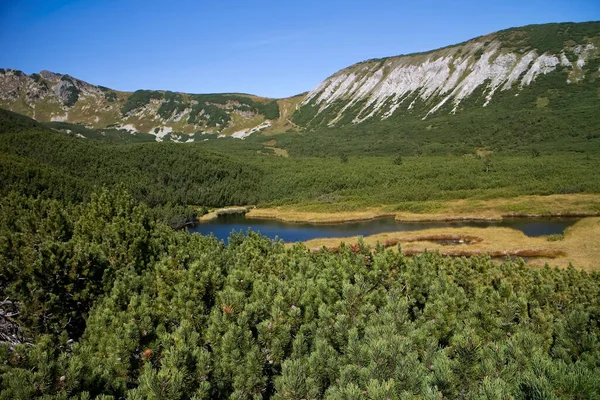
[193,195,600,270]
[244,194,600,223]
[299,217,600,271]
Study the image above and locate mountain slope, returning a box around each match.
[1,22,599,141]
[0,69,302,141]
[293,22,600,127]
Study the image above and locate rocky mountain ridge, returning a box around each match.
[0,69,301,141]
[293,22,600,127]
[1,22,599,140]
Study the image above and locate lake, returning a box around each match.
[188,214,578,242]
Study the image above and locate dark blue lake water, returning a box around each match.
[188,214,578,242]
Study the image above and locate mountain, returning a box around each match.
[293,22,600,127]
[0,69,303,141]
[1,22,599,142]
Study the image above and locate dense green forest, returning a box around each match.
[1,104,600,398]
[2,109,600,215]
[0,109,262,226]
[2,18,600,400]
[1,189,599,399]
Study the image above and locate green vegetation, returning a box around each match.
[2,109,600,213]
[105,91,117,102]
[46,121,157,143]
[495,21,600,53]
[292,56,600,155]
[121,90,164,115]
[187,94,280,126]
[118,90,280,126]
[188,101,232,127]
[97,86,117,101]
[0,109,260,222]
[1,19,600,396]
[546,233,565,241]
[261,100,280,119]
[1,188,599,399]
[293,22,600,141]
[157,91,186,118]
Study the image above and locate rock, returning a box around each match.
[55,79,79,107]
[40,70,59,80]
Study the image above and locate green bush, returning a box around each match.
[121,90,164,115]
[0,190,599,398]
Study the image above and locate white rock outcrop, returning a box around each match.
[301,40,597,124]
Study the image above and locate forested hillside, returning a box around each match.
[0,109,261,224]
[2,109,600,214]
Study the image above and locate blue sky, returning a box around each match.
[1,0,599,98]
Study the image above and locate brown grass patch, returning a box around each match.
[300,218,600,270]
[265,146,289,157]
[401,248,564,258]
[383,234,483,247]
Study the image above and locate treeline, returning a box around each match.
[1,189,599,399]
[3,108,600,214]
[0,109,261,208]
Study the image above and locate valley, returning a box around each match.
[2,17,600,399]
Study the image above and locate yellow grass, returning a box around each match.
[394,194,600,220]
[247,194,600,223]
[246,195,600,270]
[198,206,251,221]
[262,139,289,157]
[265,146,289,157]
[261,95,305,135]
[300,217,600,271]
[247,208,394,223]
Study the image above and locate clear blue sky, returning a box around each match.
[1,0,599,98]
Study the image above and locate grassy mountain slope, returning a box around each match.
[294,22,600,128]
[2,22,599,146]
[0,69,292,141]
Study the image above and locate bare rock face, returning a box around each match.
[299,43,595,125]
[26,75,51,102]
[54,78,79,107]
[0,70,23,101]
[26,85,47,102]
[296,23,600,127]
[40,70,59,81]
[0,67,281,140]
